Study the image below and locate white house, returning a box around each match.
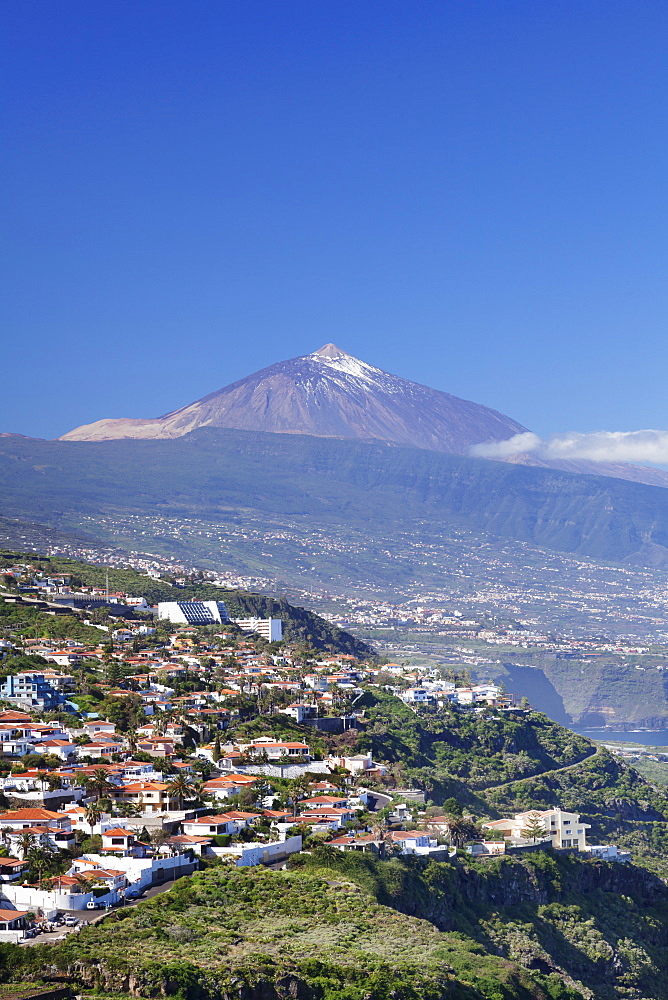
[583,844,631,863]
[70,850,197,892]
[213,835,302,867]
[81,720,117,737]
[201,776,255,801]
[483,807,591,850]
[39,739,78,760]
[388,831,435,854]
[0,907,29,939]
[0,807,72,833]
[282,704,317,724]
[100,828,148,856]
[400,688,436,705]
[326,752,374,774]
[182,811,260,837]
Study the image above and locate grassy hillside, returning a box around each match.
[481,748,668,878]
[626,755,668,787]
[356,689,592,793]
[13,851,668,999]
[0,595,105,645]
[295,847,668,999]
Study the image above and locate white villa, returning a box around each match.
[483,807,591,850]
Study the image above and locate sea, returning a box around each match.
[572,727,668,748]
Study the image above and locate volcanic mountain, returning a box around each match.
[59,344,668,489]
[60,343,527,452]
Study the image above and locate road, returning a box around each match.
[481,746,599,793]
[362,748,600,806]
[365,791,392,811]
[20,874,185,945]
[21,752,599,947]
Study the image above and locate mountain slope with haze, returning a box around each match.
[4,429,668,571]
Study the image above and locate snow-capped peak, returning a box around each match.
[312,343,349,359]
[308,344,385,384]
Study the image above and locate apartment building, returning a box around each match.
[233,618,283,642]
[157,601,230,625]
[0,673,70,712]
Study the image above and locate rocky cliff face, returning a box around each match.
[322,846,665,931]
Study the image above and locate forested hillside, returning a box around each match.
[355,690,668,877]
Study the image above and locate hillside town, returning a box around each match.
[0,556,630,942]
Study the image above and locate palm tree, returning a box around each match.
[18,832,37,860]
[445,816,480,849]
[84,802,103,833]
[97,795,114,815]
[86,767,114,801]
[73,872,102,892]
[289,775,310,818]
[166,773,200,810]
[25,845,57,884]
[152,715,166,737]
[114,801,141,818]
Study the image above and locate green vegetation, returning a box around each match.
[480,748,668,878]
[354,691,668,878]
[13,850,668,999]
[7,862,574,1000]
[3,427,668,596]
[228,713,329,758]
[627,755,668,787]
[293,847,668,999]
[0,596,103,645]
[356,690,592,793]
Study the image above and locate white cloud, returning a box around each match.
[470,431,542,459]
[470,429,668,465]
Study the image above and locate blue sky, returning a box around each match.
[3,1,668,443]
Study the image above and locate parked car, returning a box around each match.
[63,916,78,926]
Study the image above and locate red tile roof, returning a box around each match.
[0,808,62,821]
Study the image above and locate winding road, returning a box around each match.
[480,745,600,793]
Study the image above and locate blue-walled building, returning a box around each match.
[0,673,71,712]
